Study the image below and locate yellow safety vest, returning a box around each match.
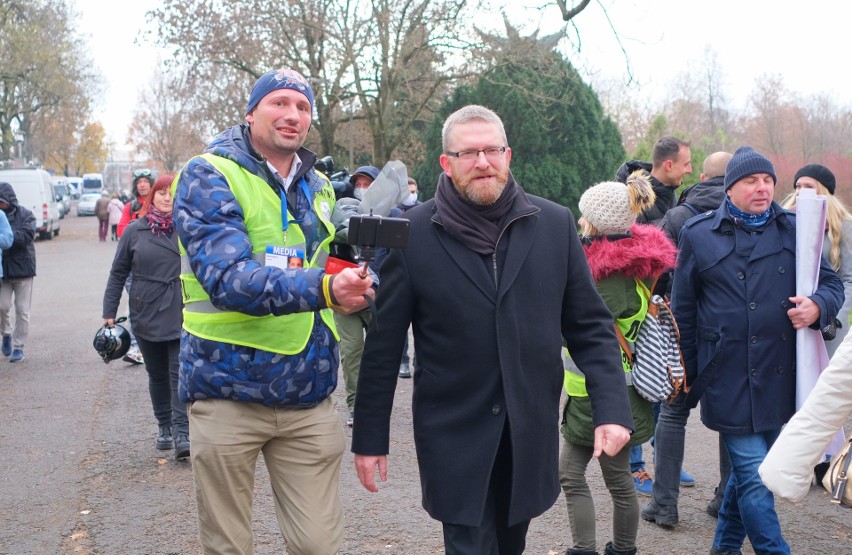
[173,153,338,354]
[564,279,650,397]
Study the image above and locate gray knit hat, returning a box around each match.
[724,146,776,191]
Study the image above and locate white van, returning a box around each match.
[81,173,104,195]
[0,168,61,240]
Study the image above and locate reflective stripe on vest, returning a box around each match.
[173,153,338,354]
[564,278,650,397]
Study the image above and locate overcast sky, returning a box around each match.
[74,0,852,147]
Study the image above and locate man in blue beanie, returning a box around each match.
[670,145,844,555]
[172,67,374,554]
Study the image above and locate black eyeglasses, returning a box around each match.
[445,146,507,162]
[133,168,152,177]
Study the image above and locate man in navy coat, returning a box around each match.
[352,105,634,554]
[672,146,843,555]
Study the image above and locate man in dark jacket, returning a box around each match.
[670,146,843,555]
[643,151,733,528]
[660,151,732,243]
[0,182,36,363]
[621,136,692,225]
[352,105,633,554]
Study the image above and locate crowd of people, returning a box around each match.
[82,66,852,555]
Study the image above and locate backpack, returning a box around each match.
[614,279,686,403]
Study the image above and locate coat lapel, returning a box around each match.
[433,221,496,301]
[497,208,539,300]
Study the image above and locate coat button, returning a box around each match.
[780,300,788,308]
[777,367,784,374]
[749,302,757,310]
[778,267,785,273]
[751,336,757,344]
[751,368,758,376]
[491,404,502,415]
[737,272,745,280]
[781,333,788,341]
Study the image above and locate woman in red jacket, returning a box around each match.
[117,169,153,238]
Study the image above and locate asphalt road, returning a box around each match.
[0,210,849,554]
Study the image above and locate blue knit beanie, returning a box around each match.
[245,68,315,116]
[724,146,776,191]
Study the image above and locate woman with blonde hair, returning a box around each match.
[783,164,852,357]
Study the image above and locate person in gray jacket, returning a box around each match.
[102,175,187,459]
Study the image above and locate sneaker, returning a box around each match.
[398,361,411,378]
[1,335,10,357]
[641,500,678,528]
[347,412,354,427]
[680,469,696,487]
[9,348,24,363]
[156,425,174,450]
[174,435,190,460]
[632,467,653,496]
[123,347,144,365]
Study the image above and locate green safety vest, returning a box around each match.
[564,279,650,397]
[173,153,339,354]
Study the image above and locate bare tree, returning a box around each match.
[127,64,208,173]
[0,0,98,160]
[149,0,479,164]
[746,74,794,156]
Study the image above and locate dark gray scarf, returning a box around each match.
[434,172,526,255]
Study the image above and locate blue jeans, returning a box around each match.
[714,430,790,555]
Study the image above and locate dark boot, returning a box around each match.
[566,549,599,555]
[709,548,742,555]
[706,487,723,518]
[156,425,173,450]
[174,434,190,460]
[604,542,636,555]
[641,500,678,528]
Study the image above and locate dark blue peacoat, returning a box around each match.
[672,201,843,433]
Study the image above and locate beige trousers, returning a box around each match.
[189,397,345,555]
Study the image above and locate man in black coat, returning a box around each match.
[352,105,634,554]
[0,182,36,363]
[624,136,692,225]
[660,151,732,243]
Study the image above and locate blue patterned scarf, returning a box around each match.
[726,197,772,228]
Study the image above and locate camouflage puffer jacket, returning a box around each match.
[173,123,338,407]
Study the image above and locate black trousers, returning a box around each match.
[135,337,187,436]
[442,421,530,555]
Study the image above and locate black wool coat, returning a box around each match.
[352,192,634,527]
[102,217,182,342]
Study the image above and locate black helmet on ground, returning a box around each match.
[93,317,131,363]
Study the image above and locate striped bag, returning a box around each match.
[629,285,685,404]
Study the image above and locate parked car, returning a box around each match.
[77,193,101,216]
[0,168,61,240]
[52,180,72,219]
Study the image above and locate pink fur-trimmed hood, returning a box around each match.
[582,223,677,282]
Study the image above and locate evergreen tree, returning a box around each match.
[414,21,624,215]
